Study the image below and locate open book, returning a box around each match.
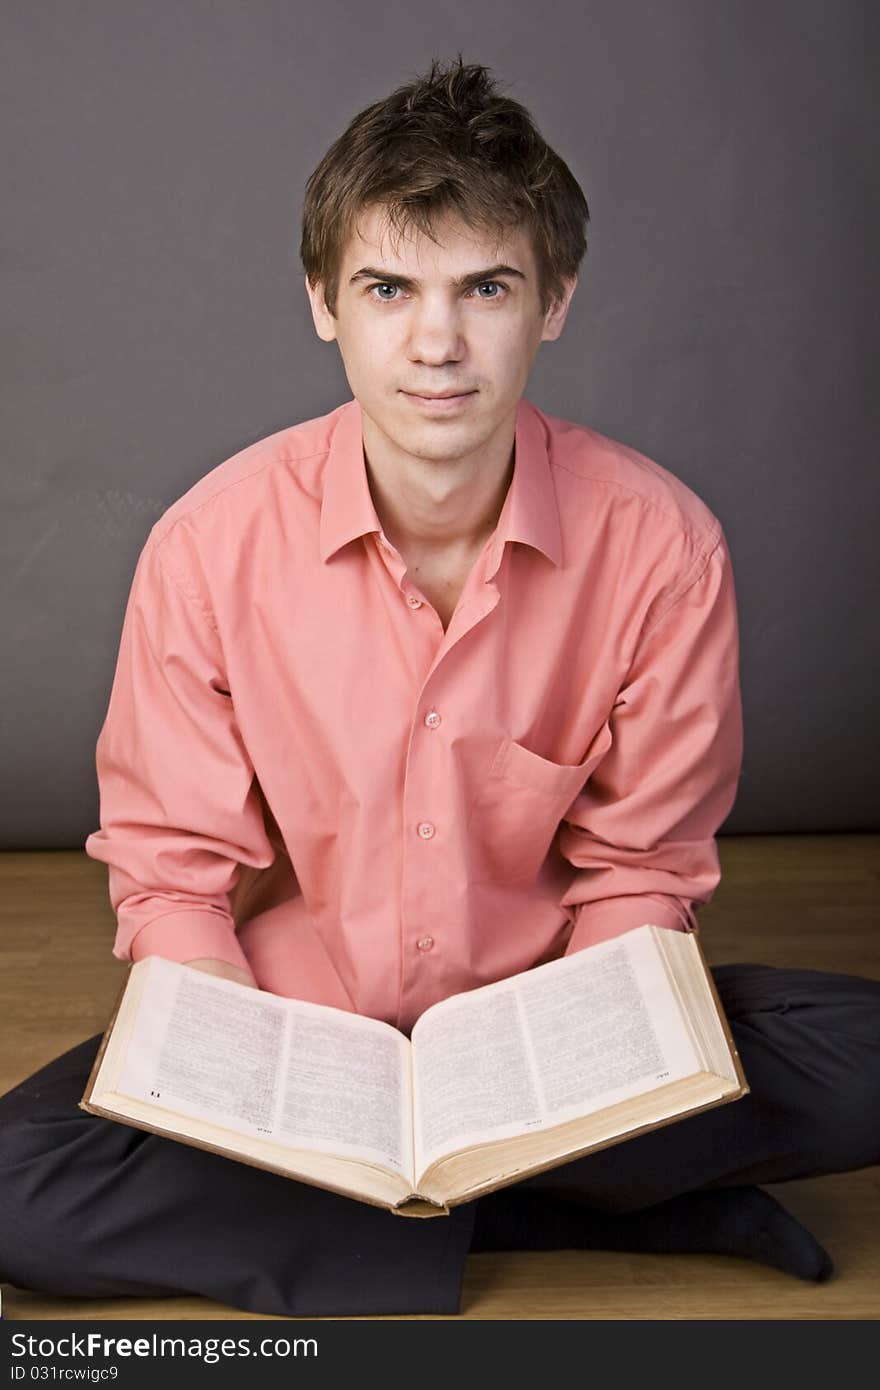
[80,924,748,1217]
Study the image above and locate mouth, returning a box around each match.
[401,390,477,412]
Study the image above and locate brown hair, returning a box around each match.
[300,55,589,318]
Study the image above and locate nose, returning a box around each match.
[406,294,465,366]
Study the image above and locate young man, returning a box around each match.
[1,58,878,1319]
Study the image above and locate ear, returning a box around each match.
[304,277,338,343]
[540,275,578,343]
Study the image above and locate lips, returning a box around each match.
[400,391,478,411]
[404,391,475,400]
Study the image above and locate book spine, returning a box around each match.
[690,930,750,1094]
[391,1197,450,1218]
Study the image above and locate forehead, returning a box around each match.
[340,203,535,275]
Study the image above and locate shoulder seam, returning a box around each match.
[151,534,219,634]
[549,458,718,548]
[150,443,331,634]
[154,446,330,542]
[640,527,725,638]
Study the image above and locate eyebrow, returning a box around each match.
[348,263,527,291]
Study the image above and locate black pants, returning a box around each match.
[1,962,879,1317]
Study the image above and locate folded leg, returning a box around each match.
[518,961,880,1210]
[0,1035,476,1317]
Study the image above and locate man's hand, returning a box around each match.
[184,957,259,989]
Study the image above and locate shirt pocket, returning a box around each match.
[467,721,613,884]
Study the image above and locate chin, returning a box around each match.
[398,421,483,461]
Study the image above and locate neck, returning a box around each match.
[361,408,516,557]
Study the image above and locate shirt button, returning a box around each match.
[417,935,434,951]
[406,594,423,609]
[424,710,441,729]
[417,821,435,839]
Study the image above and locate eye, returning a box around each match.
[367,282,404,301]
[473,281,506,299]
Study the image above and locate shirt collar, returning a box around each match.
[319,396,562,569]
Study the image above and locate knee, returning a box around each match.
[0,1110,115,1295]
[786,1002,880,1175]
[739,975,880,1176]
[812,1055,880,1173]
[0,1039,125,1295]
[0,1122,56,1291]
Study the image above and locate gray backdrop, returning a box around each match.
[2,0,877,847]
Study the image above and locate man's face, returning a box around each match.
[305,204,576,465]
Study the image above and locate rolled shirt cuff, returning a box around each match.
[121,909,252,972]
[564,893,693,955]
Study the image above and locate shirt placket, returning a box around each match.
[372,529,505,1033]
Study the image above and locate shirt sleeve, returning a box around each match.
[559,529,743,954]
[84,533,276,970]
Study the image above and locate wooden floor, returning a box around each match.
[2,835,878,1321]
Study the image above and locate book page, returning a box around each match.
[112,958,413,1180]
[411,986,542,1175]
[515,932,699,1119]
[275,1010,411,1178]
[117,962,286,1135]
[412,927,701,1175]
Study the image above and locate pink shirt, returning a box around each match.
[85,397,743,1035]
